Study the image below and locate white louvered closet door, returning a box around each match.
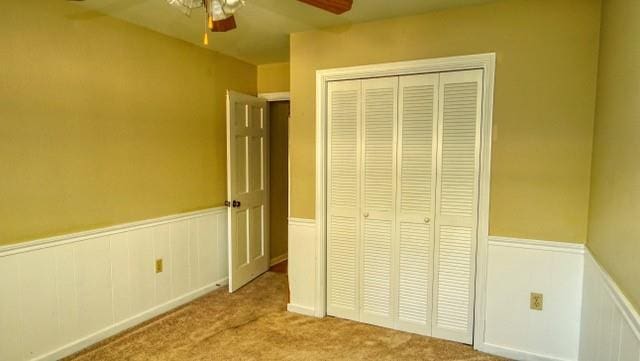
[395,74,439,335]
[326,69,484,345]
[326,79,362,321]
[432,69,483,344]
[360,77,398,328]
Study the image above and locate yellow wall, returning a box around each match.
[587,0,640,311]
[290,0,601,243]
[0,1,256,245]
[269,101,290,260]
[257,63,290,93]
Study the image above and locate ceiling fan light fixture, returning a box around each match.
[208,0,226,20]
[222,0,245,14]
[206,0,245,20]
[169,0,354,45]
[166,0,203,16]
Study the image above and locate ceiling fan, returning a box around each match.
[167,0,353,44]
[67,0,353,44]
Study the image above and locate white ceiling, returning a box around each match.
[75,0,494,65]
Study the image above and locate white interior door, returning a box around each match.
[226,90,269,293]
[395,73,439,335]
[432,69,483,344]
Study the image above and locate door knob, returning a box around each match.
[424,217,431,224]
[363,212,370,218]
[232,200,241,208]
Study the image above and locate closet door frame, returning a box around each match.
[315,53,496,349]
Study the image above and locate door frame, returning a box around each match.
[257,92,292,266]
[258,91,291,218]
[314,53,496,347]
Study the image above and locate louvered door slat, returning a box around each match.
[360,77,398,328]
[432,69,483,345]
[327,80,361,321]
[395,74,439,336]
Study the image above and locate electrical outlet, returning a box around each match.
[530,292,543,311]
[155,259,163,273]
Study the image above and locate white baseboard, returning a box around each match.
[287,303,316,317]
[481,237,584,361]
[0,207,229,361]
[579,249,640,361]
[270,253,288,266]
[39,278,228,361]
[478,343,574,361]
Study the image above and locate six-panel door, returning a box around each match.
[227,91,270,293]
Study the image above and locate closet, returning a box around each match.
[326,69,483,345]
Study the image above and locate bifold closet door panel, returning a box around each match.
[360,77,398,328]
[432,69,483,344]
[395,74,439,335]
[326,79,362,321]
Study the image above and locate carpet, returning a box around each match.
[65,272,506,360]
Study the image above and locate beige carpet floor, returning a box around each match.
[65,272,506,361]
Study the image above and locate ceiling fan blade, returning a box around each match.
[297,0,353,15]
[211,15,237,32]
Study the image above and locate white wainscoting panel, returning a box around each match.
[479,237,585,361]
[579,249,640,361]
[287,218,317,316]
[0,207,228,361]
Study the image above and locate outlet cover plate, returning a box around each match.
[530,292,543,311]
